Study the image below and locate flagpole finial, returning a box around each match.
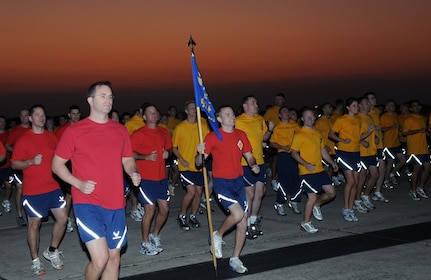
[188,35,196,53]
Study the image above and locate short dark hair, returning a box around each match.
[242,95,256,105]
[216,105,233,117]
[184,100,195,109]
[87,81,112,97]
[69,105,80,112]
[30,104,45,116]
[276,93,285,100]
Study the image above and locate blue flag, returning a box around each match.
[191,53,223,140]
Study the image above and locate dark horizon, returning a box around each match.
[1,75,430,120]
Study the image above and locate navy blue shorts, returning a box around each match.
[376,148,384,160]
[74,204,127,249]
[383,146,403,160]
[180,171,204,187]
[9,170,23,184]
[213,177,247,212]
[360,155,379,170]
[336,150,360,172]
[0,167,12,182]
[406,154,431,165]
[22,189,66,218]
[138,179,169,205]
[242,164,266,187]
[299,172,332,194]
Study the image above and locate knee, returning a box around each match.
[236,217,247,231]
[91,256,109,273]
[232,211,245,224]
[186,186,196,197]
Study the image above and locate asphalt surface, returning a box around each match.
[1,172,430,280]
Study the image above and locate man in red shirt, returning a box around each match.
[131,104,172,256]
[52,81,141,280]
[196,105,259,274]
[11,105,68,276]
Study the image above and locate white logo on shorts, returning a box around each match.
[112,231,121,240]
[59,196,65,202]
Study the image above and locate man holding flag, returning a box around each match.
[196,105,259,273]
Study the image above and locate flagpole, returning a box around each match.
[188,36,218,276]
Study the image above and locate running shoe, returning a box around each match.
[16,216,27,227]
[246,224,259,239]
[130,210,143,222]
[416,187,428,199]
[31,258,46,276]
[354,200,369,213]
[2,200,12,212]
[66,217,74,233]
[371,192,390,203]
[341,208,353,222]
[383,181,394,189]
[312,206,323,221]
[139,242,159,256]
[301,221,318,233]
[137,203,145,216]
[273,203,286,216]
[389,173,399,185]
[149,233,163,253]
[337,174,346,183]
[288,201,301,214]
[349,209,359,221]
[409,190,421,201]
[43,247,64,270]
[331,176,341,186]
[361,194,376,209]
[177,215,190,231]
[229,257,248,273]
[211,231,223,258]
[189,214,201,228]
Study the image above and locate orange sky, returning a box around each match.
[1,1,431,117]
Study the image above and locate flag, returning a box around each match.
[191,53,223,140]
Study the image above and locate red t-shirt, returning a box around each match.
[54,122,71,140]
[55,118,133,210]
[131,125,172,181]
[12,130,59,195]
[204,129,252,179]
[0,130,10,168]
[6,125,31,147]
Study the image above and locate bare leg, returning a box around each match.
[27,217,42,259]
[152,200,169,235]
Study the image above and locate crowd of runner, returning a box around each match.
[1,85,430,277]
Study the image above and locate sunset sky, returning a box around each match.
[1,1,431,118]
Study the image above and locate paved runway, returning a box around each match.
[1,173,430,279]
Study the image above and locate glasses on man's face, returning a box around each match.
[94,94,115,100]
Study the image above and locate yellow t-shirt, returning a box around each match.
[263,106,281,126]
[270,120,300,153]
[125,115,145,135]
[397,114,409,143]
[172,118,209,171]
[314,116,335,155]
[167,117,181,133]
[331,114,361,152]
[235,113,267,165]
[403,114,428,155]
[380,112,400,148]
[291,126,325,175]
[368,107,383,149]
[358,112,377,156]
